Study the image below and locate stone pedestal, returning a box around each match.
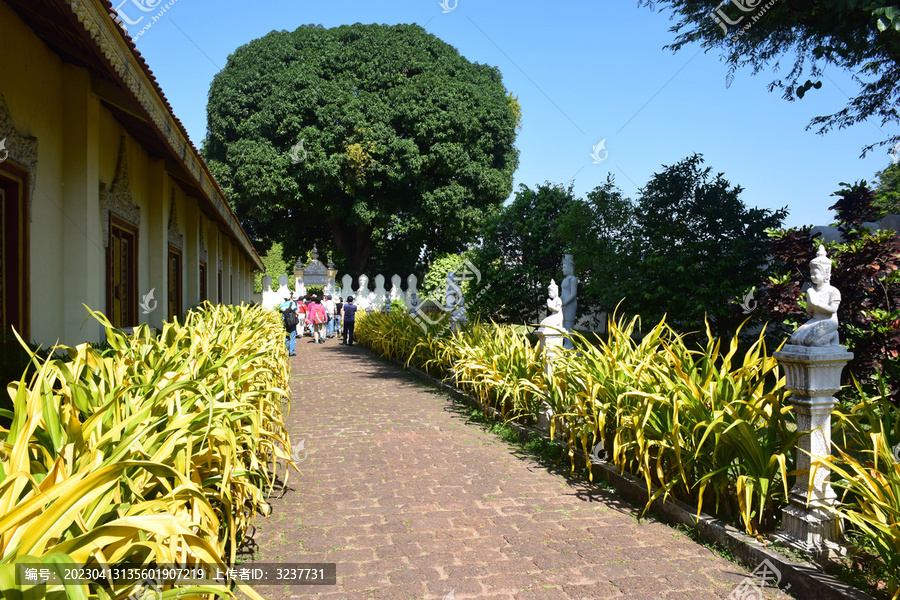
[535,329,564,434]
[535,329,564,377]
[326,261,338,297]
[772,344,852,556]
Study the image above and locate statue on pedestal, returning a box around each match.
[536,279,565,376]
[790,245,841,347]
[535,279,565,431]
[560,254,578,349]
[538,280,564,335]
[445,272,467,332]
[773,243,853,556]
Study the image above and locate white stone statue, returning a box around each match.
[560,254,578,349]
[536,280,565,399]
[790,245,841,347]
[261,275,283,310]
[445,272,467,332]
[275,274,291,304]
[773,244,853,554]
[538,280,564,335]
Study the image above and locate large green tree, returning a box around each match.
[203,23,519,276]
[874,161,900,216]
[469,183,577,324]
[557,175,636,323]
[640,0,900,156]
[469,179,635,327]
[616,154,787,338]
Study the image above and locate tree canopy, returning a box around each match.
[468,179,633,326]
[640,0,900,156]
[469,183,578,324]
[468,159,783,336]
[557,175,635,322]
[874,161,900,216]
[616,154,786,338]
[203,23,519,275]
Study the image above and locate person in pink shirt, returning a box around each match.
[295,295,308,337]
[307,295,327,344]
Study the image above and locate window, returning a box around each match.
[0,164,29,340]
[217,268,222,303]
[106,215,138,328]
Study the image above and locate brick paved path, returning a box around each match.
[239,334,790,600]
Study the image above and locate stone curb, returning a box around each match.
[382,357,875,600]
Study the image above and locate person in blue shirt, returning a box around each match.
[279,296,298,356]
[341,296,358,346]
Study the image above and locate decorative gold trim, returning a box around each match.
[66,0,261,268]
[168,189,183,249]
[199,214,208,262]
[101,136,140,247]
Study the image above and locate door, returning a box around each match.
[107,216,138,328]
[199,261,207,303]
[0,167,29,340]
[167,246,182,321]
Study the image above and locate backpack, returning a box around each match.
[312,303,326,324]
[283,306,299,332]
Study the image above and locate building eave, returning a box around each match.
[5,0,265,272]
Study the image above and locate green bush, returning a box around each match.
[0,304,296,600]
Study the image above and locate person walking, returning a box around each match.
[290,293,301,339]
[341,295,358,346]
[308,295,327,344]
[296,295,308,337]
[279,296,298,356]
[324,294,336,338]
[305,295,316,337]
[334,296,343,337]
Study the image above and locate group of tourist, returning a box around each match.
[280,293,358,356]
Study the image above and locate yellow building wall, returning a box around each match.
[1,1,258,348]
[2,0,71,346]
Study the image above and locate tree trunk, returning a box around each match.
[330,222,375,277]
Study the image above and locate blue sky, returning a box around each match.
[121,0,897,229]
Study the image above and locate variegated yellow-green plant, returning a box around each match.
[436,323,544,422]
[612,319,798,535]
[0,303,299,599]
[357,310,799,536]
[821,432,900,599]
[828,385,900,598]
[355,309,437,369]
[545,314,667,480]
